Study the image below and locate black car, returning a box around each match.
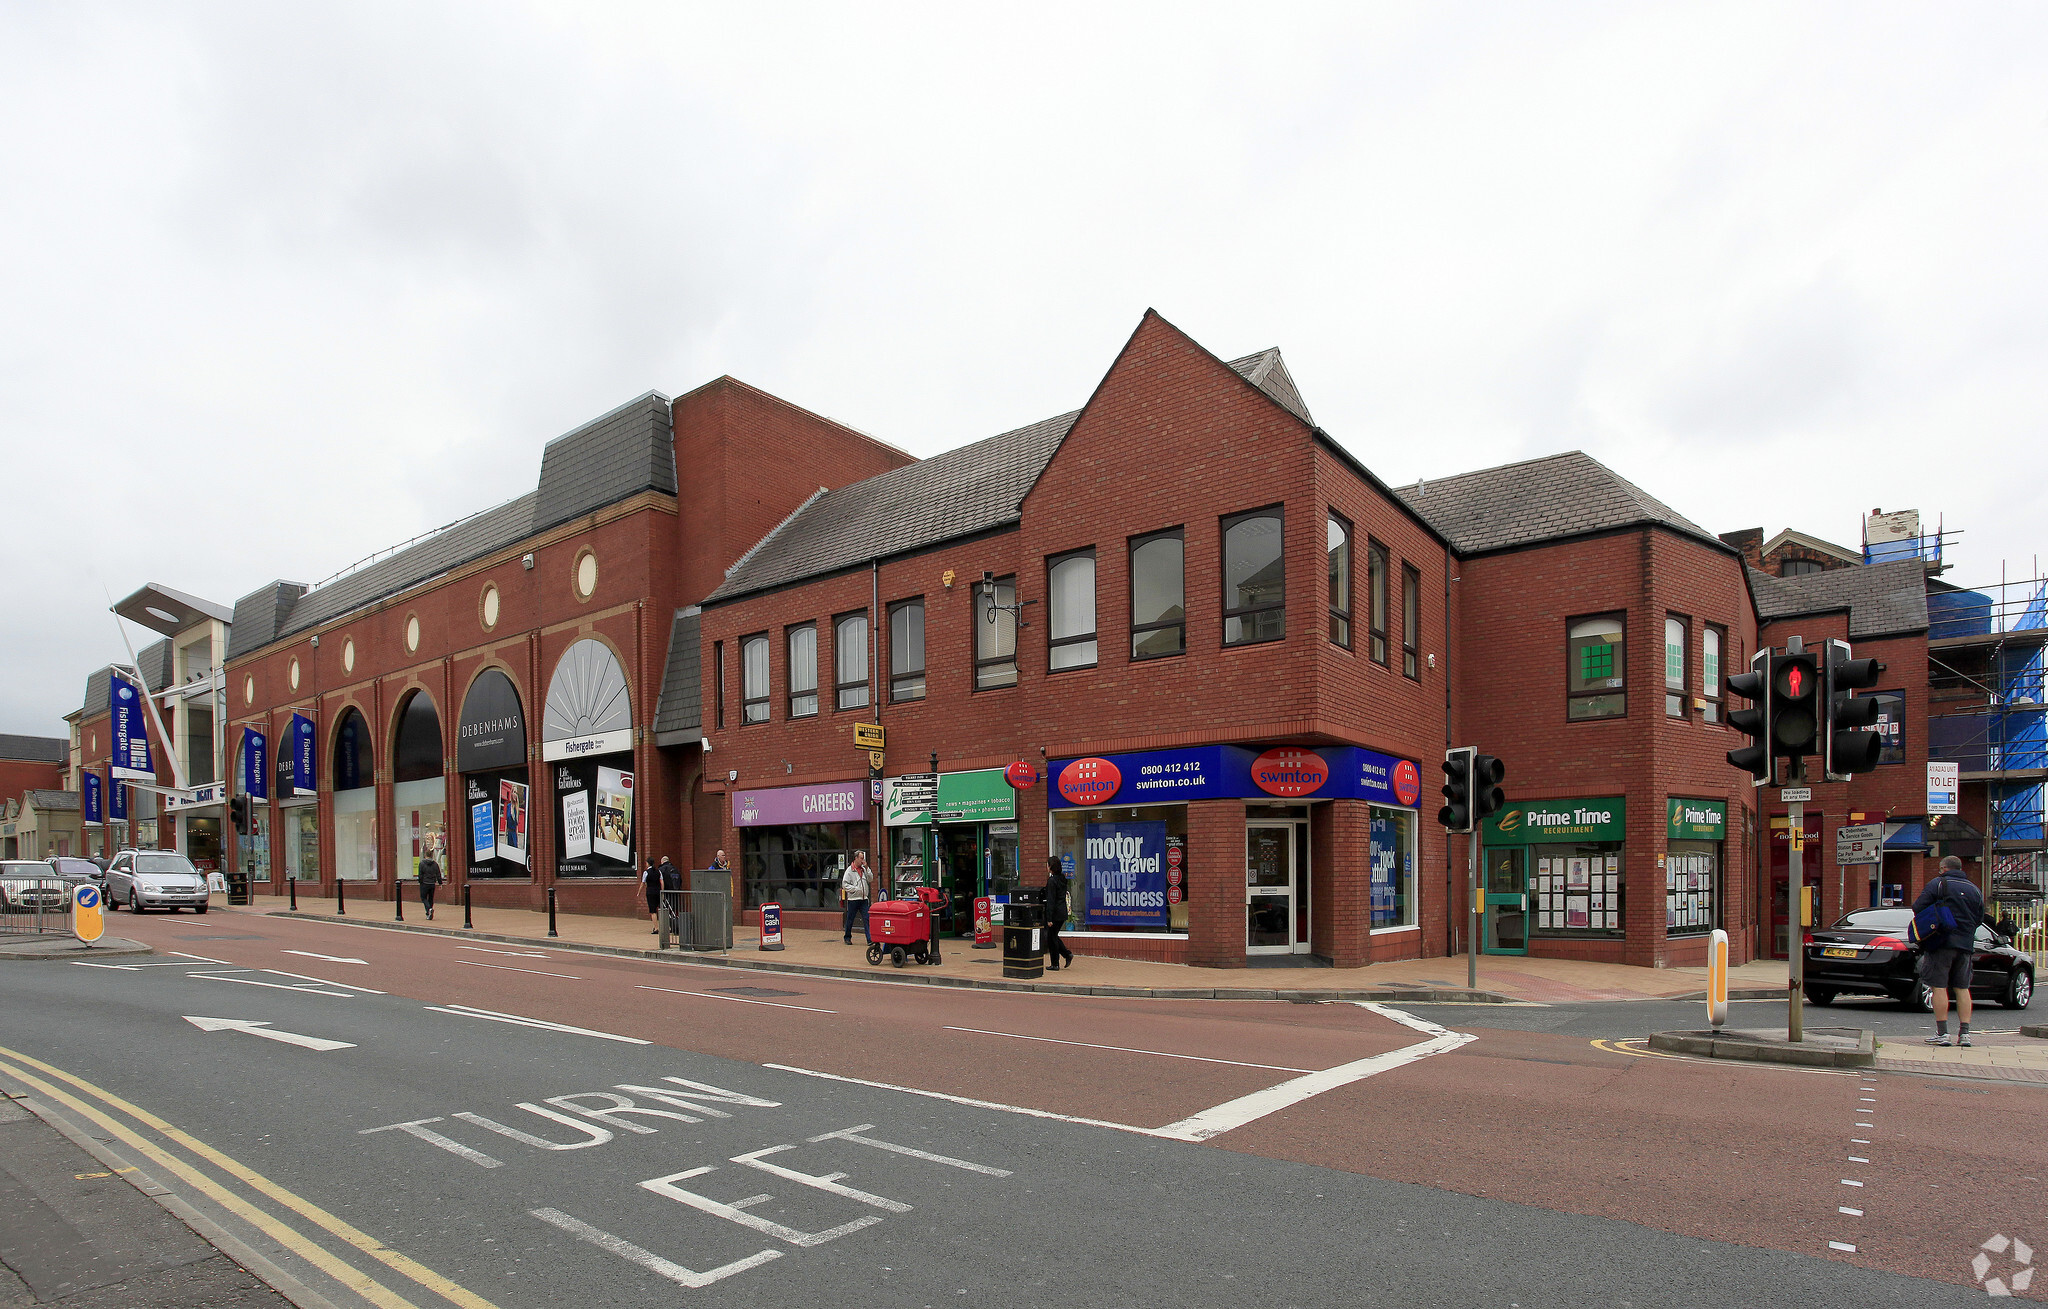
[1804,906,2034,1010]
[44,856,107,898]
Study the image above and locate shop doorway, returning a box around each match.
[186,816,222,874]
[1483,847,1529,954]
[1246,823,1301,954]
[1768,810,1823,959]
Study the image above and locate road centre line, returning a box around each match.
[764,1063,1168,1138]
[454,959,581,979]
[282,950,367,965]
[635,984,836,1014]
[0,1043,500,1309]
[456,945,552,958]
[943,1026,1314,1072]
[423,1003,649,1044]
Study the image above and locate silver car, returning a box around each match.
[107,850,212,914]
[0,860,71,913]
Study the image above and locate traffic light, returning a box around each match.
[229,794,249,835]
[1770,641,1820,764]
[1823,637,1885,779]
[1473,754,1507,825]
[1725,648,1773,784]
[1439,746,1476,833]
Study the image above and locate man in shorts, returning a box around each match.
[1913,855,1986,1047]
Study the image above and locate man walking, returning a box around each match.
[416,848,443,921]
[840,850,875,945]
[1914,856,1986,1047]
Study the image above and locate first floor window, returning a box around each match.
[1702,626,1724,723]
[1369,805,1416,928]
[1568,615,1626,720]
[1665,615,1688,718]
[975,575,1018,689]
[1130,530,1185,659]
[741,634,770,723]
[713,641,725,728]
[1222,509,1285,646]
[1327,514,1353,648]
[1367,541,1388,664]
[1401,564,1421,679]
[889,599,925,702]
[1048,550,1097,670]
[834,613,869,710]
[787,624,818,718]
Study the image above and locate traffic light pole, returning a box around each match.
[1787,761,1804,1044]
[1467,830,1479,990]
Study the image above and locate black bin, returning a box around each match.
[1002,886,1045,980]
[225,872,252,906]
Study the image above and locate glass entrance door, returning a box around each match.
[1483,847,1528,954]
[1246,824,1293,953]
[936,825,981,937]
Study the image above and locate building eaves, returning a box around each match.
[1747,559,1931,639]
[1395,450,1725,557]
[1762,527,1862,565]
[0,734,67,764]
[25,789,79,812]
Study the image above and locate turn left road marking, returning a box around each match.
[184,1016,356,1052]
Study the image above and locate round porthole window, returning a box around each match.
[343,638,356,674]
[575,551,598,599]
[482,584,500,630]
[406,614,420,652]
[289,659,301,690]
[244,675,255,705]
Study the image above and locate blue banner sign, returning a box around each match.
[243,730,269,800]
[1050,744,1422,810]
[1083,820,1169,929]
[110,778,127,821]
[291,714,317,794]
[82,772,104,824]
[109,671,154,780]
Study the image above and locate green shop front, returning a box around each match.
[882,769,1021,937]
[1480,798,1627,955]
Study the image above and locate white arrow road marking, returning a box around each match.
[282,950,367,965]
[184,1016,356,1051]
[423,1003,649,1044]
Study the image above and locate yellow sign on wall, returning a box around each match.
[853,722,885,751]
[71,884,105,944]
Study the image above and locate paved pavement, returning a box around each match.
[239,891,1792,1003]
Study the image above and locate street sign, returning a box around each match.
[853,722,886,750]
[1927,761,1959,816]
[1836,823,1883,866]
[868,750,885,770]
[1779,787,1812,802]
[894,772,938,809]
[71,884,104,944]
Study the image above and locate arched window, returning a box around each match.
[332,708,377,882]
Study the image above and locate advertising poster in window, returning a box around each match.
[595,766,633,862]
[561,790,592,860]
[1083,821,1169,929]
[498,779,530,866]
[1369,812,1397,925]
[472,801,496,861]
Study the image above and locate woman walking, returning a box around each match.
[1044,856,1075,970]
[416,848,443,921]
[642,856,663,933]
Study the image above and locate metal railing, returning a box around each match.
[658,888,732,954]
[1,878,74,936]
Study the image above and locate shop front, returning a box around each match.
[165,781,229,875]
[331,709,376,881]
[882,769,1020,937]
[459,670,530,880]
[732,779,868,911]
[1768,810,1823,959]
[1047,742,1423,963]
[543,640,637,880]
[1482,798,1627,955]
[392,692,447,881]
[1665,798,1727,942]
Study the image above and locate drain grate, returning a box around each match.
[709,986,804,998]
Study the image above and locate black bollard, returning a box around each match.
[289,876,297,911]
[395,881,404,922]
[463,881,473,930]
[336,877,345,916]
[547,885,558,938]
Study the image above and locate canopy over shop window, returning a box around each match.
[544,639,632,743]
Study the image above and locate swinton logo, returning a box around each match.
[1057,758,1122,806]
[1251,748,1328,798]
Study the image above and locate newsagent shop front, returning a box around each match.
[1046,744,1424,968]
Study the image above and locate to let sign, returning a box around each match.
[1927,762,1959,816]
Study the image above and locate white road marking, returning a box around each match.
[183,1016,355,1052]
[1829,1241,1858,1252]
[531,1206,780,1288]
[1840,1207,1863,1216]
[766,1064,1161,1138]
[456,945,551,958]
[1841,1179,1864,1187]
[543,1092,701,1133]
[263,967,385,994]
[807,1124,1012,1177]
[1849,1155,1870,1163]
[72,960,214,970]
[732,1145,913,1213]
[422,1003,649,1044]
[170,951,234,964]
[641,1166,881,1247]
[190,974,354,998]
[359,1118,504,1168]
[282,950,367,965]
[1852,1138,1871,1144]
[636,984,836,1014]
[454,960,580,979]
[1855,1121,1874,1127]
[943,1026,1314,1073]
[455,1105,613,1150]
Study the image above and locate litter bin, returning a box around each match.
[225,871,251,906]
[1002,886,1045,980]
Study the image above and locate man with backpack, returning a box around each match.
[1913,856,1986,1047]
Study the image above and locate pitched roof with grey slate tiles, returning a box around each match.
[25,790,78,812]
[706,350,1319,604]
[1747,559,1929,638]
[226,582,308,662]
[0,735,66,764]
[654,609,703,743]
[271,393,675,645]
[1394,451,1723,556]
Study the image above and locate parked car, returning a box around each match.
[44,856,107,898]
[1804,906,2034,1010]
[0,860,72,913]
[106,850,211,914]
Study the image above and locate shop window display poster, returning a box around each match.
[1566,897,1590,928]
[595,766,633,863]
[1567,858,1590,888]
[498,779,530,867]
[561,790,592,860]
[1083,820,1169,929]
[472,801,496,861]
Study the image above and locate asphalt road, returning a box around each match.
[1403,995,2038,1041]
[0,907,2036,1307]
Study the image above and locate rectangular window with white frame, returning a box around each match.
[741,633,770,724]
[974,575,1018,689]
[1401,563,1421,680]
[786,623,818,718]
[1047,549,1097,671]
[888,599,925,702]
[1702,625,1724,724]
[834,612,869,711]
[1665,615,1689,718]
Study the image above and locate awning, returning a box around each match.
[1883,822,1925,851]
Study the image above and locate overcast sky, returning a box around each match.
[4,4,2045,737]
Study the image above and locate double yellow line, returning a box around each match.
[0,1044,500,1309]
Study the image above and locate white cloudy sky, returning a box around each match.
[4,3,2045,735]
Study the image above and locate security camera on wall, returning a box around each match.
[700,737,711,753]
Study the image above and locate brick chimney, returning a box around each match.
[1718,528,1764,571]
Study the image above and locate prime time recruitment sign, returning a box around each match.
[1485,798,1627,845]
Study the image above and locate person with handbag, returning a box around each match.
[1913,856,1986,1046]
[1044,856,1075,971]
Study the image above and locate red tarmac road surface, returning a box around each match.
[100,908,2047,1295]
